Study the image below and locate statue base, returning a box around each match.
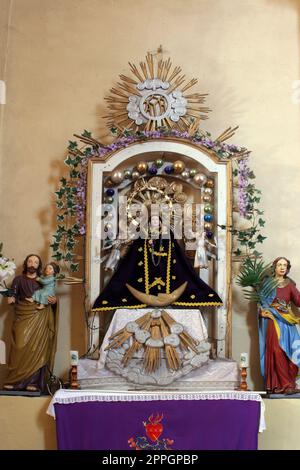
[78,357,239,391]
[0,389,42,396]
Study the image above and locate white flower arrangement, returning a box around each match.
[0,244,16,296]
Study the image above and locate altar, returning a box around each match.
[47,390,265,450]
[48,52,267,452]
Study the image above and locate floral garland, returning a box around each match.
[52,128,266,274]
[232,159,266,257]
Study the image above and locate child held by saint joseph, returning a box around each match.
[26,261,60,309]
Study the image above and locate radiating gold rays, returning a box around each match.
[104,53,210,135]
[105,310,199,373]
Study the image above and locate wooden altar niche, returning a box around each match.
[85,138,233,359]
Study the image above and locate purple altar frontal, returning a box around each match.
[47,390,265,450]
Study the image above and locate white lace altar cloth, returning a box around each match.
[47,389,266,432]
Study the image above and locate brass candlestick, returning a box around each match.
[240,366,248,391]
[70,365,78,389]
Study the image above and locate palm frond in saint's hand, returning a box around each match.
[236,257,278,303]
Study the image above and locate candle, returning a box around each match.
[70,350,79,366]
[240,352,249,368]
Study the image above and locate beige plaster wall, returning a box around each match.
[258,399,300,450]
[0,396,56,450]
[1,0,300,393]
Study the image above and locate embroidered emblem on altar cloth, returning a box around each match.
[128,413,174,450]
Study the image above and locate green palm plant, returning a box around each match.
[236,257,279,302]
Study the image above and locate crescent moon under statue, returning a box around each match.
[126,281,188,307]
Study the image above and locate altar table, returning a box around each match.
[47,390,265,450]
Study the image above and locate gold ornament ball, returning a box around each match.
[193,173,207,186]
[202,195,212,203]
[190,169,197,177]
[131,170,140,181]
[111,170,124,184]
[136,162,148,174]
[204,222,213,231]
[173,160,185,174]
[206,179,214,188]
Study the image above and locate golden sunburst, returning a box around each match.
[104,52,210,134]
[124,176,188,236]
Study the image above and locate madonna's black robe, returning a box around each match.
[92,234,222,311]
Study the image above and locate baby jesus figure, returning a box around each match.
[26,262,60,309]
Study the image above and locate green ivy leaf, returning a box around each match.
[82,130,92,138]
[53,234,62,242]
[257,234,267,243]
[70,169,80,178]
[248,242,256,249]
[57,225,66,234]
[73,155,82,165]
[83,148,92,156]
[67,200,75,209]
[66,241,75,250]
[55,188,65,199]
[68,141,78,150]
[65,252,73,261]
[253,250,262,257]
[50,242,60,251]
[64,155,75,167]
[258,218,265,227]
[70,263,79,272]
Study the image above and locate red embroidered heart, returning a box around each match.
[145,423,163,442]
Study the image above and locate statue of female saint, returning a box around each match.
[259,257,300,394]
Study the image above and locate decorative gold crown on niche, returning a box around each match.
[104,52,210,135]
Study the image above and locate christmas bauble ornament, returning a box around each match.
[136,162,148,174]
[173,160,185,174]
[111,171,124,184]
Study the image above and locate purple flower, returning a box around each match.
[237,159,251,217]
